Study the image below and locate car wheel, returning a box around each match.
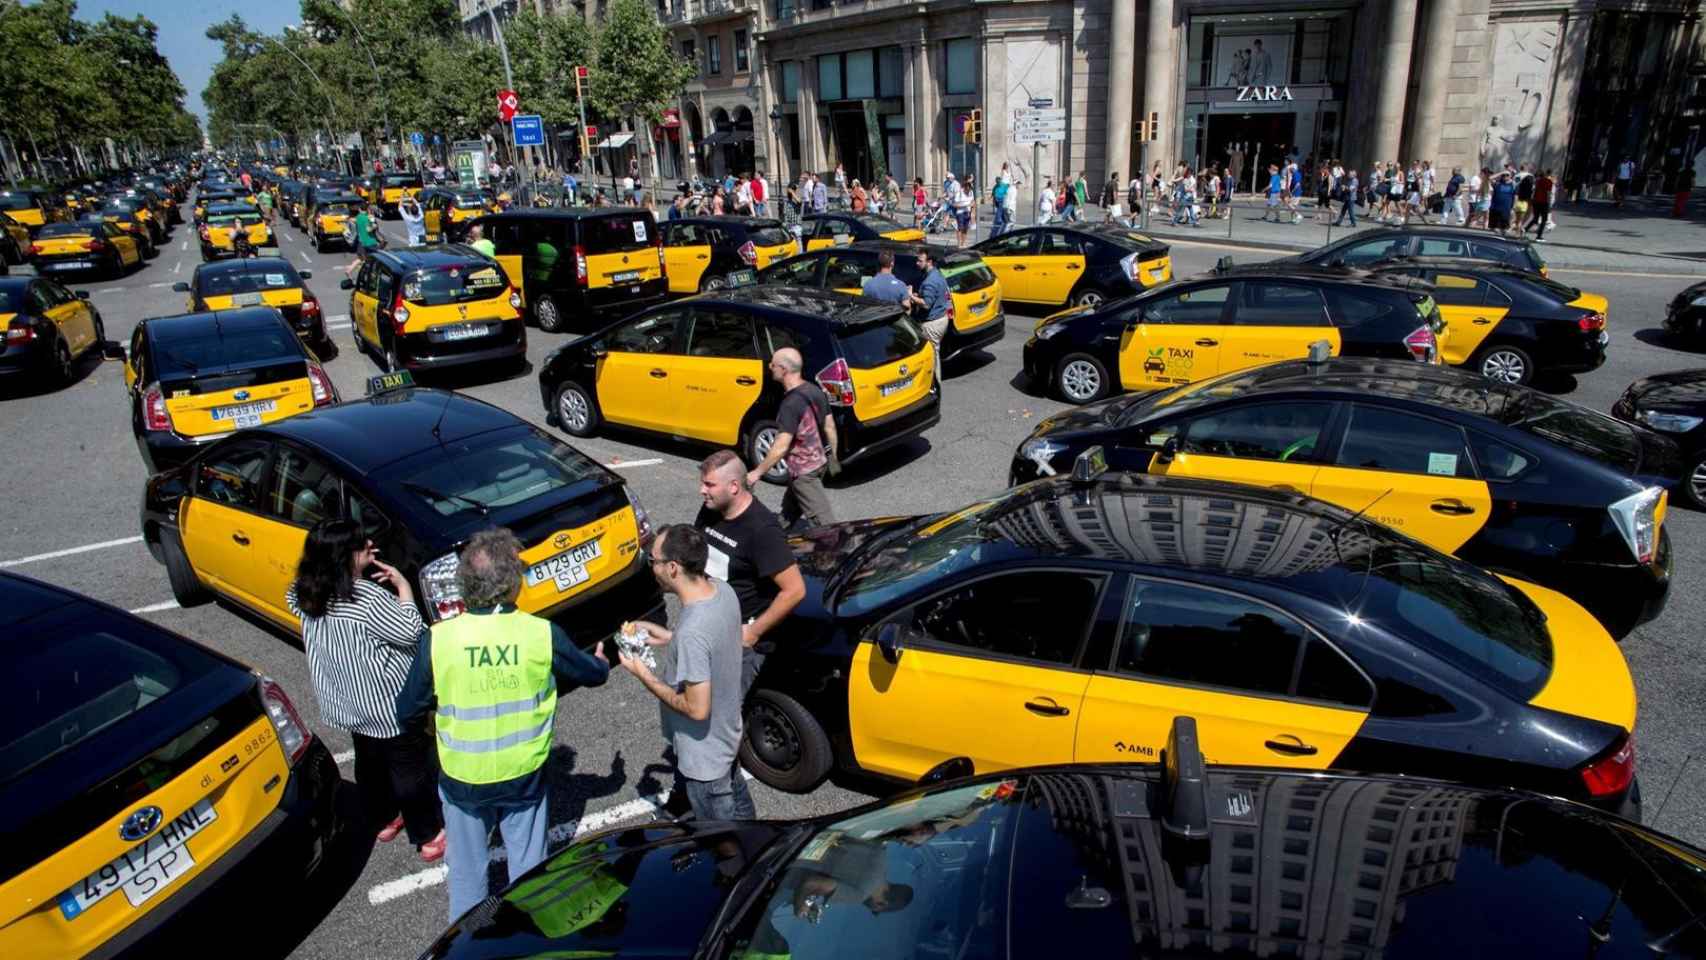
[745,419,791,485]
[1475,344,1533,385]
[534,294,566,334]
[162,532,211,607]
[553,381,600,437]
[383,338,402,373]
[1055,352,1110,404]
[48,338,74,385]
[739,688,833,793]
[1684,453,1706,511]
[1071,287,1107,309]
[310,232,320,251]
[107,252,125,280]
[700,273,727,293]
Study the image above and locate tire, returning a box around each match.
[48,337,74,386]
[383,337,402,373]
[745,419,791,485]
[1055,352,1110,404]
[1070,286,1107,309]
[1683,453,1706,511]
[700,273,728,293]
[107,252,125,280]
[534,294,566,334]
[553,380,600,437]
[1475,343,1533,385]
[739,688,834,793]
[162,532,211,607]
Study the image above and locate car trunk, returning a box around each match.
[158,360,313,438]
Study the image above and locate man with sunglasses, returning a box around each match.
[620,524,755,820]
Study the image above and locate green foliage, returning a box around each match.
[589,0,696,122]
[504,9,595,125]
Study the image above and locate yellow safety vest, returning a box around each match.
[430,609,556,784]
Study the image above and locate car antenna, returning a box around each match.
[430,387,452,442]
[1329,487,1394,564]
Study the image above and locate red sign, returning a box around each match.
[574,65,589,81]
[584,125,599,142]
[497,89,519,123]
[661,108,681,129]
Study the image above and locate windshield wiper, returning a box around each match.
[400,481,489,517]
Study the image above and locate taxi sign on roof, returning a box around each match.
[366,369,416,397]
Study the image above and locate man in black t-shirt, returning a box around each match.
[695,449,806,696]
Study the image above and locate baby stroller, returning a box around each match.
[919,199,954,234]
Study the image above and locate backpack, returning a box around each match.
[1516,176,1535,201]
[992,179,1009,204]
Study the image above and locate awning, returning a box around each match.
[700,130,733,146]
[595,132,635,149]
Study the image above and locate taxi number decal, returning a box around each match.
[265,273,286,285]
[632,220,648,242]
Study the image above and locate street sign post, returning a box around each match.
[1012,108,1067,144]
[513,115,545,147]
[497,90,519,123]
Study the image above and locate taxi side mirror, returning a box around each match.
[339,278,354,290]
[171,282,189,292]
[74,290,90,300]
[590,341,608,359]
[100,340,126,360]
[875,621,904,664]
[298,270,312,280]
[1156,435,1180,465]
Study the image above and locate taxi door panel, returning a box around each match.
[1311,404,1492,552]
[1031,232,1089,304]
[595,310,685,433]
[1076,675,1362,768]
[672,309,764,444]
[177,443,273,598]
[846,570,1102,780]
[974,232,1038,302]
[1429,271,1506,365]
[1118,283,1233,390]
[1224,281,1341,374]
[663,223,712,294]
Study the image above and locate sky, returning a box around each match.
[77,0,302,124]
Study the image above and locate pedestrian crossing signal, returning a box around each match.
[1136,111,1161,142]
[965,109,982,145]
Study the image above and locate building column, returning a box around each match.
[908,39,936,185]
[1141,0,1175,169]
[1105,0,1137,184]
[1404,0,1460,164]
[1372,0,1420,164]
[797,62,821,175]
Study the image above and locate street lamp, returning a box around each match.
[476,0,529,191]
[262,34,349,173]
[769,106,785,183]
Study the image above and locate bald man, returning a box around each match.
[747,347,838,530]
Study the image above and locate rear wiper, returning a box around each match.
[400,481,489,516]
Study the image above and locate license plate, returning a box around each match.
[970,299,990,314]
[879,375,916,397]
[438,323,489,342]
[612,271,640,282]
[58,800,217,919]
[232,292,263,306]
[525,538,604,592]
[726,269,756,286]
[210,399,276,428]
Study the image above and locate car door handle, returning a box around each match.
[1065,263,1081,270]
[696,253,709,259]
[231,532,250,546]
[1011,265,1026,271]
[1264,735,1318,757]
[1024,697,1071,717]
[735,376,757,386]
[1473,317,1492,325]
[649,369,668,378]
[1430,498,1477,515]
[1195,338,1219,346]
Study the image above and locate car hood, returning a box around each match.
[788,515,915,581]
[1625,368,1706,409]
[1030,391,1158,437]
[424,821,787,958]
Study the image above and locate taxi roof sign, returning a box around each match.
[1071,445,1108,484]
[366,369,416,397]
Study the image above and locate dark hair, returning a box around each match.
[654,523,709,578]
[292,519,363,618]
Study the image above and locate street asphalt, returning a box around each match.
[1,212,1701,959]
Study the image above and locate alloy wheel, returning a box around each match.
[557,386,591,433]
[1060,359,1103,402]
[1480,349,1527,384]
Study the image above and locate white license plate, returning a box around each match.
[879,375,916,397]
[58,800,217,919]
[440,323,489,342]
[970,299,990,314]
[525,538,603,592]
[210,399,276,428]
[232,292,263,306]
[612,271,640,282]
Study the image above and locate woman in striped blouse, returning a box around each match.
[288,519,447,862]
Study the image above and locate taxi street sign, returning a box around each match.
[513,115,546,148]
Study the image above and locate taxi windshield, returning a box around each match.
[394,430,601,517]
[403,264,507,306]
[0,195,38,211]
[1116,367,1266,424]
[836,499,1020,616]
[201,268,301,295]
[854,215,905,233]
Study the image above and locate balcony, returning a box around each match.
[659,0,689,22]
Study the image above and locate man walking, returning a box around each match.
[1529,168,1556,240]
[906,248,951,377]
[695,450,805,698]
[1262,163,1283,222]
[1615,157,1635,207]
[811,174,829,215]
[1038,177,1057,225]
[619,525,755,821]
[1443,166,1465,224]
[747,347,838,530]
[395,528,611,921]
[1332,168,1358,227]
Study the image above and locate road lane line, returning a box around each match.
[299,251,312,266]
[333,749,355,765]
[179,240,187,251]
[605,458,665,469]
[1,535,144,568]
[128,600,180,615]
[173,259,182,274]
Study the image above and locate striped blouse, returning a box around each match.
[285,579,427,739]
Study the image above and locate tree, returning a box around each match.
[589,0,696,180]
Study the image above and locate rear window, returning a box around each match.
[451,192,487,206]
[0,288,23,312]
[384,174,421,187]
[37,223,94,238]
[747,224,794,246]
[581,214,653,253]
[206,208,259,224]
[152,322,299,371]
[0,195,38,211]
[201,267,303,295]
[403,264,508,306]
[1527,274,1580,302]
[836,314,926,368]
[395,429,603,517]
[943,260,997,294]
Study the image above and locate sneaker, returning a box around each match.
[418,829,447,863]
[376,816,406,843]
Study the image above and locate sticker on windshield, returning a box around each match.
[632,220,647,242]
[1427,452,1459,476]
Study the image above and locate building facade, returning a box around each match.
[659,0,768,183]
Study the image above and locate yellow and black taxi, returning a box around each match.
[0,212,33,265]
[799,211,925,251]
[0,189,67,233]
[275,179,307,228]
[136,177,184,222]
[759,240,1006,363]
[0,276,106,387]
[661,215,797,294]
[305,192,364,252]
[191,188,250,224]
[973,222,1174,309]
[92,199,162,253]
[173,257,327,350]
[124,306,338,473]
[739,456,1643,823]
[474,208,668,334]
[1369,258,1609,385]
[27,220,144,279]
[1613,369,1706,509]
[103,192,168,244]
[197,203,272,261]
[364,171,423,217]
[1024,262,1443,404]
[417,185,498,244]
[1288,224,1549,276]
[340,246,525,374]
[138,375,663,640]
[1010,357,1676,637]
[0,572,339,960]
[538,285,940,481]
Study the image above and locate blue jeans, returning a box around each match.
[1333,199,1356,226]
[991,205,1009,236]
[683,768,757,821]
[440,785,549,922]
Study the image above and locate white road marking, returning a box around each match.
[173,259,182,274]
[299,251,312,266]
[1,535,144,568]
[179,240,187,252]
[326,321,352,330]
[128,600,180,615]
[333,749,355,765]
[605,458,665,469]
[148,281,172,288]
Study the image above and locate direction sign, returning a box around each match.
[1028,97,1055,109]
[512,114,545,147]
[1013,107,1067,144]
[497,89,519,123]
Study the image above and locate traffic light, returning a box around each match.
[1136,111,1162,143]
[965,109,982,145]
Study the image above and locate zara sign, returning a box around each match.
[1235,85,1295,102]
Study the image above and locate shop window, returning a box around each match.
[944,38,977,95]
[780,60,799,101]
[818,53,843,101]
[707,35,721,76]
[879,46,904,98]
[846,49,875,100]
[734,29,750,73]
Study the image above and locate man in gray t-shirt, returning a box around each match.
[620,524,756,820]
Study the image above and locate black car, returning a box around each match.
[973,222,1175,308]
[1010,357,1677,637]
[799,211,925,249]
[1662,279,1706,344]
[419,726,1698,959]
[1613,369,1706,508]
[276,179,307,227]
[1285,224,1549,274]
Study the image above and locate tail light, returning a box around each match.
[738,240,757,266]
[420,551,464,621]
[5,318,34,343]
[83,239,108,252]
[574,244,588,286]
[1608,486,1664,564]
[300,296,320,318]
[199,224,211,241]
[817,357,857,407]
[142,385,172,431]
[1403,324,1438,363]
[1578,734,1635,797]
[306,362,336,405]
[1120,251,1142,285]
[392,292,410,333]
[258,676,313,764]
[25,243,41,256]
[625,485,655,550]
[1578,312,1607,333]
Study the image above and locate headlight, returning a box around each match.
[1607,486,1664,564]
[1690,294,1706,307]
[1019,437,1069,476]
[1636,409,1702,433]
[1035,322,1067,340]
[420,551,464,621]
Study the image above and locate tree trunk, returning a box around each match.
[25,129,44,182]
